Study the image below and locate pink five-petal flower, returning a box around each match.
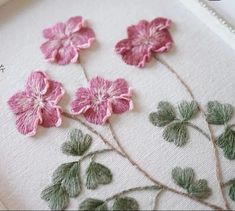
[8,71,65,136]
[40,16,95,65]
[115,17,173,68]
[71,76,133,125]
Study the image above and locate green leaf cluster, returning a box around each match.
[79,196,139,211]
[149,101,199,146]
[172,167,211,199]
[41,129,112,210]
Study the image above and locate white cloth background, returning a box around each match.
[0,0,235,210]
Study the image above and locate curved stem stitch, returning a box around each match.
[62,112,224,210]
[105,185,161,202]
[186,122,211,141]
[155,55,230,210]
[79,149,114,162]
[153,189,165,210]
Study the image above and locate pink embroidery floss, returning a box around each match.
[8,71,65,136]
[40,16,95,65]
[71,76,133,125]
[115,17,173,68]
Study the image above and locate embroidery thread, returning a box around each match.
[7,71,65,136]
[40,16,95,65]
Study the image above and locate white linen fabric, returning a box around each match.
[0,0,235,210]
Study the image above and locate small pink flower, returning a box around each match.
[40,16,95,65]
[71,76,133,125]
[8,71,65,136]
[115,17,173,68]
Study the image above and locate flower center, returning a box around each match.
[34,96,44,108]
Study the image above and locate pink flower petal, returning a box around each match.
[44,80,65,104]
[15,107,41,136]
[43,22,66,39]
[89,76,112,95]
[108,78,132,97]
[83,101,112,125]
[111,98,133,114]
[8,91,34,114]
[71,27,95,49]
[127,20,149,39]
[116,39,151,68]
[65,16,84,35]
[71,87,92,114]
[25,71,49,95]
[40,104,62,127]
[150,30,173,53]
[40,39,61,62]
[149,17,171,31]
[56,45,78,65]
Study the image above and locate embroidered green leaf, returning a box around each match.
[229,183,235,201]
[79,198,108,211]
[112,197,139,211]
[86,162,112,190]
[62,129,92,156]
[217,127,235,160]
[41,184,69,210]
[163,122,188,146]
[172,167,194,189]
[188,179,211,199]
[206,101,233,125]
[178,101,199,121]
[149,101,176,127]
[52,162,81,197]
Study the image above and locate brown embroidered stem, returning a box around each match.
[62,112,125,157]
[155,55,230,210]
[186,122,211,141]
[153,189,165,210]
[79,149,114,162]
[63,112,223,210]
[105,185,161,202]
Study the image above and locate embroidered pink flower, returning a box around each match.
[71,76,133,125]
[115,17,173,68]
[8,71,65,136]
[40,16,95,65]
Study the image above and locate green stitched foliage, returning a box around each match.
[229,183,235,201]
[112,197,139,211]
[52,162,81,197]
[79,198,108,211]
[149,101,176,127]
[62,129,92,156]
[188,179,211,199]
[171,167,211,199]
[41,184,69,210]
[178,101,199,121]
[206,101,233,125]
[86,162,112,190]
[172,167,194,189]
[217,127,235,160]
[163,122,188,146]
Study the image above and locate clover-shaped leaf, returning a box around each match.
[112,197,139,211]
[206,101,233,125]
[172,167,194,189]
[79,198,108,211]
[149,101,176,127]
[62,129,92,156]
[86,162,112,190]
[217,127,235,160]
[163,122,188,146]
[178,101,199,121]
[52,162,81,197]
[188,179,211,199]
[171,167,211,199]
[41,184,69,210]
